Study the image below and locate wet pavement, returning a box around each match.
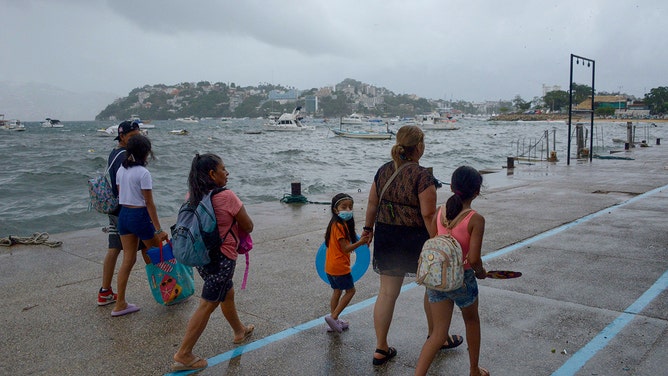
[1,142,667,376]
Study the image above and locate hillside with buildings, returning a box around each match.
[95,79,665,121]
[95,79,507,121]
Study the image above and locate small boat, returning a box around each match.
[330,128,393,140]
[0,116,26,131]
[96,125,117,137]
[263,107,315,131]
[169,129,189,135]
[176,116,199,123]
[421,123,460,131]
[42,118,64,128]
[340,113,368,125]
[417,112,458,130]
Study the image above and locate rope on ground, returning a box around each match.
[0,233,62,248]
[279,194,330,205]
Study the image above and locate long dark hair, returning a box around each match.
[187,153,223,205]
[324,193,357,247]
[122,134,153,168]
[444,166,483,221]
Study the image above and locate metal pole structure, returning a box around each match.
[568,53,595,165]
[589,60,595,162]
[567,54,574,166]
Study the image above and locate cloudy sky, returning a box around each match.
[2,0,666,103]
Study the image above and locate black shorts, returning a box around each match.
[196,254,236,302]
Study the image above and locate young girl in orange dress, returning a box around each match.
[323,193,369,333]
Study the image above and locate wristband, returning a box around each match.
[363,226,373,232]
[154,228,163,234]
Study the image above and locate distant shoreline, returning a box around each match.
[489,114,668,123]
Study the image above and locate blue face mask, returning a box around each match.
[338,211,353,221]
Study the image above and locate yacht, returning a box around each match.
[42,118,64,128]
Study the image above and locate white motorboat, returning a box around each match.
[417,112,459,130]
[42,118,64,128]
[0,116,26,131]
[340,113,368,125]
[169,129,189,135]
[263,107,315,131]
[96,125,117,137]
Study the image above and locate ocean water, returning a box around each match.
[0,118,662,237]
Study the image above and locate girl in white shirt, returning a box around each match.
[112,134,168,317]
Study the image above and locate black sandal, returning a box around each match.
[441,334,463,350]
[372,347,397,366]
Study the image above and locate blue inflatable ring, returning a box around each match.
[315,236,371,284]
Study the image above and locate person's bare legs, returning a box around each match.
[415,299,452,375]
[219,287,252,342]
[331,288,355,320]
[174,298,218,366]
[101,247,121,290]
[426,290,459,349]
[461,300,486,376]
[330,289,342,316]
[113,234,139,312]
[373,274,403,360]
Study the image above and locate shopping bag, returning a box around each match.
[145,242,195,306]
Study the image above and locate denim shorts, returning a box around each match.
[196,254,236,302]
[327,273,354,291]
[426,269,478,308]
[117,207,156,241]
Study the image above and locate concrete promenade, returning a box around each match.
[1,143,667,375]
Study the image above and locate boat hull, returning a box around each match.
[331,129,392,139]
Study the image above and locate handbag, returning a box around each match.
[145,241,195,305]
[88,150,124,214]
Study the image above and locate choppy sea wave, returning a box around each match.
[0,118,662,236]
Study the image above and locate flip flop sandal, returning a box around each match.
[372,347,397,366]
[325,315,343,333]
[441,334,463,350]
[233,324,255,344]
[171,356,207,371]
[326,319,349,332]
[110,303,140,317]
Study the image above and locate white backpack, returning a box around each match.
[416,208,471,291]
[416,234,464,291]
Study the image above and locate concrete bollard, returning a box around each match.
[507,157,514,169]
[291,182,302,196]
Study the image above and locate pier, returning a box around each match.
[1,143,667,375]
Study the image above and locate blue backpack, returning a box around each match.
[170,187,228,266]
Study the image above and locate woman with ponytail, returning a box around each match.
[363,125,462,366]
[172,153,255,372]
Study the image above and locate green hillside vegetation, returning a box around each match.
[95,79,668,121]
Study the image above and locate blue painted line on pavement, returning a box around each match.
[166,184,667,375]
[551,269,668,376]
[483,185,666,261]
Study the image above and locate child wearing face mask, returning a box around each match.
[323,193,370,333]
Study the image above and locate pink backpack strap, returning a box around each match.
[240,253,250,290]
